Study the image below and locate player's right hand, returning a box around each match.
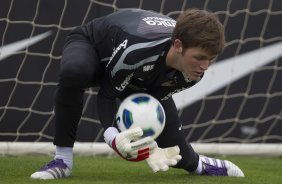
[146,146,182,172]
[104,127,157,161]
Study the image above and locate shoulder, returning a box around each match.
[105,9,176,39]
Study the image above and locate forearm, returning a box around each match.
[97,90,118,129]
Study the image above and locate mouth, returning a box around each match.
[195,71,203,77]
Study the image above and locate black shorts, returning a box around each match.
[59,29,105,88]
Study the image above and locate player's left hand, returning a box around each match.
[146,146,182,172]
[104,127,157,162]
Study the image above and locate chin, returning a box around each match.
[183,72,201,82]
[191,78,198,81]
[190,76,201,81]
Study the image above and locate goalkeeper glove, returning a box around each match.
[104,127,157,161]
[146,146,182,172]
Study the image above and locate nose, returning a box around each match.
[200,60,210,70]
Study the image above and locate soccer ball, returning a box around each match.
[116,93,166,140]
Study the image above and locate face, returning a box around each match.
[180,47,216,81]
[167,39,216,81]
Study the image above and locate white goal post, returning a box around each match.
[1,142,282,156]
[1,0,282,156]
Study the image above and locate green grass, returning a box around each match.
[0,155,281,184]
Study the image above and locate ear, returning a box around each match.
[173,39,183,54]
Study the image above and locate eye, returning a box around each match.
[194,55,217,61]
[194,55,207,61]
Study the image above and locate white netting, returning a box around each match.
[0,0,281,155]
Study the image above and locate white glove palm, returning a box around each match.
[146,146,182,172]
[104,127,157,161]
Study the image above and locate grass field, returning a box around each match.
[0,155,281,184]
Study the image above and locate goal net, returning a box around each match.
[0,0,282,156]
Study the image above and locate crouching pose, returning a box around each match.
[31,8,244,179]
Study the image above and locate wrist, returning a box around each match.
[104,127,119,147]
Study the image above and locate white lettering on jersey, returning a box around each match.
[143,65,154,72]
[161,87,187,101]
[115,73,134,91]
[142,17,176,27]
[106,39,128,67]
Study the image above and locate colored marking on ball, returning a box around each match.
[156,105,165,124]
[142,128,155,137]
[131,96,150,104]
[122,109,133,129]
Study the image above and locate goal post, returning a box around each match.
[1,142,282,156]
[0,0,282,156]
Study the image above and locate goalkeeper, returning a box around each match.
[31,8,244,179]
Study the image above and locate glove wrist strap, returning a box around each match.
[104,127,119,147]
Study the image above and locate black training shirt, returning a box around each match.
[80,9,202,127]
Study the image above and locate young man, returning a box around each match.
[31,8,244,179]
